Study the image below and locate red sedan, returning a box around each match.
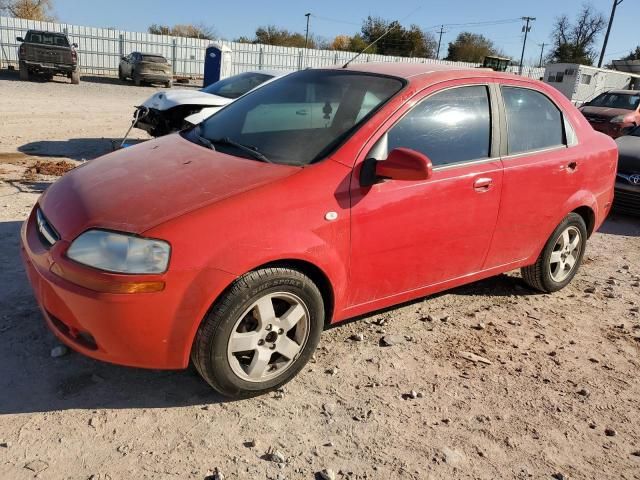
[21,63,617,397]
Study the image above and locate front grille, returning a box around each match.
[614,188,640,215]
[35,207,59,247]
[48,311,98,350]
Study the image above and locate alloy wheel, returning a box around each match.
[549,226,582,282]
[226,292,310,383]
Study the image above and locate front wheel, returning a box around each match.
[521,212,587,292]
[191,267,325,398]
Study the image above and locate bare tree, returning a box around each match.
[0,0,54,21]
[548,4,606,65]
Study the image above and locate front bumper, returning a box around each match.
[614,178,640,216]
[20,207,235,369]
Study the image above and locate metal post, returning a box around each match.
[304,13,311,49]
[258,47,263,70]
[519,16,536,76]
[598,0,624,68]
[171,39,177,75]
[118,33,124,58]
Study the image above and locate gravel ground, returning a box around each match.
[1,71,640,480]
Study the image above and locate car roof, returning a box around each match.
[26,30,66,35]
[243,69,291,77]
[605,89,640,95]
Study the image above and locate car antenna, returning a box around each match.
[342,24,398,69]
[341,7,420,69]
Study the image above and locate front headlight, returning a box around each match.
[610,115,626,124]
[67,230,170,274]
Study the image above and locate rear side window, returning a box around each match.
[502,87,564,155]
[386,85,491,167]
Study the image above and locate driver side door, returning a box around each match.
[347,81,504,308]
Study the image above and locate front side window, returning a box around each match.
[385,85,491,167]
[502,86,564,155]
[195,70,404,165]
[202,72,274,99]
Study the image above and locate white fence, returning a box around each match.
[0,16,544,80]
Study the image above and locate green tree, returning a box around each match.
[547,4,606,65]
[237,25,314,48]
[148,23,216,40]
[445,32,499,63]
[359,16,436,57]
[0,0,54,20]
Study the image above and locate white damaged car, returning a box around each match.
[134,70,289,137]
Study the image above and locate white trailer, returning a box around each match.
[543,63,640,106]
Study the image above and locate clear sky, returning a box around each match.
[49,0,638,66]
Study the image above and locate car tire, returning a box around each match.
[19,62,29,81]
[521,212,587,293]
[133,73,142,87]
[118,67,125,81]
[70,70,80,85]
[165,80,172,88]
[191,267,325,398]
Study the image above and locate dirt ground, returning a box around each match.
[1,70,640,480]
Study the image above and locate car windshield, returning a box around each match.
[25,31,69,47]
[589,92,640,110]
[141,55,167,63]
[192,69,404,165]
[202,72,275,99]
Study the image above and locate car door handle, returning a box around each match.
[473,177,493,192]
[296,109,308,116]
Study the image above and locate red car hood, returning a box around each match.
[580,106,632,119]
[39,135,299,240]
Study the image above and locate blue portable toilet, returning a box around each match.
[204,42,232,87]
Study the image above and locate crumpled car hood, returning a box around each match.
[39,134,299,241]
[141,89,232,110]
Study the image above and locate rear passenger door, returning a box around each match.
[483,82,583,268]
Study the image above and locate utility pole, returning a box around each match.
[537,42,546,68]
[304,13,311,49]
[519,16,536,75]
[436,25,446,59]
[598,0,624,68]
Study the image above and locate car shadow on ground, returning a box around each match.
[19,138,147,161]
[598,212,640,237]
[0,220,224,415]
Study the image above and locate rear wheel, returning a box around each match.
[70,70,80,85]
[118,66,125,81]
[521,212,587,293]
[133,72,142,86]
[191,267,324,398]
[19,62,29,81]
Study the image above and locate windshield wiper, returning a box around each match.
[192,125,216,150]
[211,137,273,163]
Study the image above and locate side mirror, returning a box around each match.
[72,42,78,48]
[16,36,24,42]
[121,56,127,61]
[360,148,433,187]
